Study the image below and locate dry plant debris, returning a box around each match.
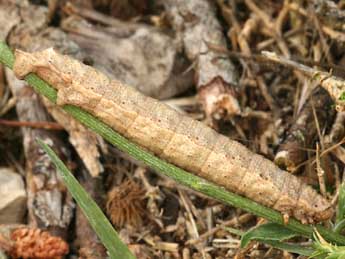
[106,179,146,228]
[0,226,69,259]
[10,227,69,259]
[164,0,240,126]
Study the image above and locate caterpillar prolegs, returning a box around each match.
[13,48,334,224]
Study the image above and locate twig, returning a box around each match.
[1,42,345,245]
[316,143,327,197]
[0,119,63,130]
[186,213,253,245]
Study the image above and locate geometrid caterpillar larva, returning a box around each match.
[13,48,334,224]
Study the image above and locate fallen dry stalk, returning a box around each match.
[262,51,345,111]
[0,119,63,130]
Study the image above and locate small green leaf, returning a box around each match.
[337,184,345,223]
[310,230,345,259]
[339,92,345,101]
[37,138,135,259]
[241,223,298,248]
[263,240,314,256]
[334,184,345,233]
[225,225,313,256]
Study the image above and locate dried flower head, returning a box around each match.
[106,179,146,228]
[9,227,69,259]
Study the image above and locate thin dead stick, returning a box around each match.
[316,143,327,197]
[186,213,253,245]
[0,118,63,130]
[262,51,345,111]
[245,0,290,58]
[292,137,345,172]
[311,100,324,150]
[63,2,138,29]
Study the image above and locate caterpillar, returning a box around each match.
[13,48,334,224]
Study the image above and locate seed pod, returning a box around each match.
[13,48,334,223]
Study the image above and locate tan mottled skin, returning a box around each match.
[13,49,334,223]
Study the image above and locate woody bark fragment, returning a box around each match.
[5,70,74,239]
[3,3,107,256]
[4,2,103,177]
[0,2,74,239]
[12,48,334,224]
[164,0,240,124]
[275,88,334,172]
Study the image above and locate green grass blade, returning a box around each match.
[225,225,314,256]
[0,42,14,68]
[263,240,314,256]
[37,138,135,259]
[337,184,345,224]
[240,223,298,248]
